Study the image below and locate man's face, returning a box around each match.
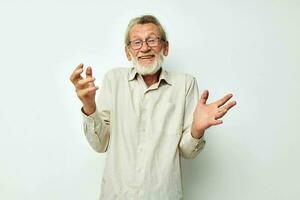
[125,23,169,68]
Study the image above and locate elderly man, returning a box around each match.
[70,15,236,200]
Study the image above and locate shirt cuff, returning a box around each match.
[187,131,206,152]
[81,107,102,129]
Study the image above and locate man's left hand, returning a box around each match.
[191,90,237,139]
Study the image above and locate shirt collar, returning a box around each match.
[128,67,172,85]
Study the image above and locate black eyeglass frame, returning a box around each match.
[127,37,165,50]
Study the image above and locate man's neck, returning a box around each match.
[142,69,161,88]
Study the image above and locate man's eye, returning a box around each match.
[147,39,155,44]
[133,40,142,45]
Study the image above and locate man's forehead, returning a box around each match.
[129,23,160,39]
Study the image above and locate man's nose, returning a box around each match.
[140,41,151,52]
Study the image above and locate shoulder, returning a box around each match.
[105,67,128,77]
[103,67,130,82]
[165,69,197,85]
[165,69,198,96]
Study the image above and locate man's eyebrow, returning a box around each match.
[146,33,159,38]
[130,33,159,40]
[130,36,141,40]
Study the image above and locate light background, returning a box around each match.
[0,0,299,199]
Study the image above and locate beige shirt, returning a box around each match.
[82,67,206,200]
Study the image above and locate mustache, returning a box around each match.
[138,54,155,59]
[129,49,163,61]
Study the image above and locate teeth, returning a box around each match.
[139,55,154,59]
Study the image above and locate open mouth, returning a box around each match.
[138,55,155,60]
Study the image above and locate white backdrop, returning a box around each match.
[0,0,299,199]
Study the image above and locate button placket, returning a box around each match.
[136,93,148,182]
[139,93,148,133]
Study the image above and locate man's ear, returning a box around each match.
[125,46,132,61]
[163,41,169,56]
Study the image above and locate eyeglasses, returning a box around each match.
[128,37,163,50]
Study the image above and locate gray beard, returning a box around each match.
[131,51,164,76]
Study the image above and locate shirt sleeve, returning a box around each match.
[81,73,111,153]
[179,76,206,159]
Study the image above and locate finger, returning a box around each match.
[199,90,209,104]
[215,100,237,119]
[212,119,223,126]
[219,100,236,112]
[86,66,93,78]
[225,101,237,111]
[70,67,84,84]
[216,93,233,107]
[75,77,96,90]
[77,86,99,97]
[215,109,227,119]
[76,63,84,70]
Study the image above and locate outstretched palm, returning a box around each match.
[192,90,236,138]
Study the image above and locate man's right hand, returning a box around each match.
[70,63,99,115]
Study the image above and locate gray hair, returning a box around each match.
[124,15,167,45]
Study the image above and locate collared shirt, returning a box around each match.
[82,67,206,200]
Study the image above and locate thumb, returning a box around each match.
[86,66,93,78]
[199,90,209,104]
